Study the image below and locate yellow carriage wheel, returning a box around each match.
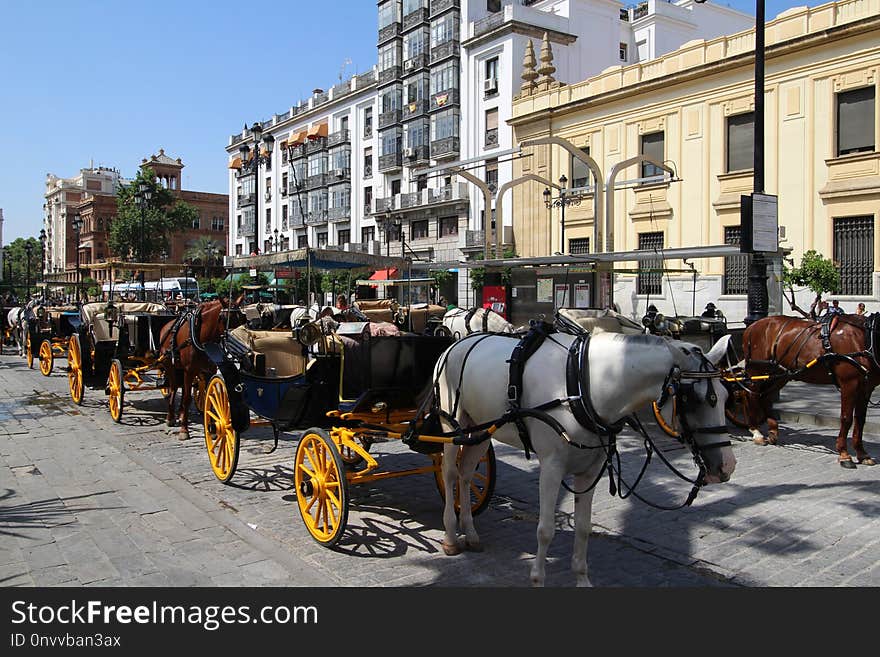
[108,359,124,423]
[294,429,349,547]
[192,373,206,413]
[38,340,54,376]
[26,333,34,368]
[433,444,497,517]
[203,375,240,484]
[67,334,84,405]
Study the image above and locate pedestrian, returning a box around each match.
[857,302,866,316]
[701,302,718,319]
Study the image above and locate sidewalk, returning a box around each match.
[776,381,880,434]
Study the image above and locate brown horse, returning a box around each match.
[740,314,878,468]
[158,299,240,440]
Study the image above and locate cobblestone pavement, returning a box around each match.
[1,348,878,587]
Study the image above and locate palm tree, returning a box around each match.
[184,237,224,278]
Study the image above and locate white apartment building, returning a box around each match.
[43,166,124,277]
[226,73,379,259]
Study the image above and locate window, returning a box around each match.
[364,186,373,212]
[416,174,428,192]
[265,208,271,230]
[282,204,289,228]
[391,179,402,195]
[378,1,399,30]
[337,229,351,246]
[837,86,875,156]
[298,235,309,248]
[406,72,429,104]
[439,216,458,237]
[411,220,429,239]
[430,60,458,96]
[723,226,748,295]
[637,231,663,295]
[406,119,430,149]
[431,108,460,141]
[340,115,349,133]
[726,112,754,172]
[485,57,499,95]
[619,42,628,62]
[569,238,590,255]
[235,244,243,255]
[211,216,224,231]
[640,131,665,179]
[330,185,351,209]
[834,216,874,295]
[404,27,429,60]
[485,159,498,192]
[404,0,428,14]
[571,146,591,188]
[362,226,375,243]
[330,147,350,171]
[485,108,499,148]
[430,13,457,48]
[364,147,373,177]
[379,42,400,71]
[317,232,328,248]
[381,128,402,156]
[381,85,402,114]
[192,213,200,230]
[308,152,327,177]
[487,0,501,12]
[364,107,373,137]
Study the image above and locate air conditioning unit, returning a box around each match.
[333,168,346,178]
[264,192,272,201]
[404,60,415,71]
[404,148,415,159]
[484,78,498,94]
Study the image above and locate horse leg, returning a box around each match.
[836,378,858,468]
[178,366,193,441]
[166,367,178,427]
[455,440,491,552]
[530,460,564,587]
[440,442,463,556]
[852,388,876,466]
[570,469,599,588]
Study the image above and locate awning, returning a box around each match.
[228,157,242,169]
[369,268,398,281]
[307,122,329,139]
[288,130,308,146]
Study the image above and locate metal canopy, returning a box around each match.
[231,247,407,271]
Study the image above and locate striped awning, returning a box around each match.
[307,122,328,139]
[228,157,242,169]
[288,130,308,146]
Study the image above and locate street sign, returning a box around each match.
[740,193,778,253]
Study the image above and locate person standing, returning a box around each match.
[857,302,867,316]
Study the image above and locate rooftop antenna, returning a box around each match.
[339,57,352,82]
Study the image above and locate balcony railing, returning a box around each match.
[328,167,351,182]
[485,128,499,149]
[430,40,459,64]
[429,182,467,204]
[378,21,401,44]
[403,145,430,164]
[378,65,402,85]
[379,109,402,128]
[402,99,429,120]
[289,213,305,228]
[430,88,459,111]
[633,2,648,20]
[430,0,459,17]
[236,222,256,238]
[375,196,395,213]
[364,125,374,139]
[328,206,351,222]
[473,12,504,38]
[305,138,327,154]
[289,144,306,159]
[327,129,350,147]
[430,137,459,158]
[378,153,403,171]
[364,163,373,178]
[237,193,255,207]
[402,7,429,30]
[464,230,485,249]
[345,240,382,255]
[375,182,468,215]
[306,173,329,189]
[305,210,328,226]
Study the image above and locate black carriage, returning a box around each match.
[67,301,177,421]
[23,303,79,375]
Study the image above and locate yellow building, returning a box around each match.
[510,0,879,322]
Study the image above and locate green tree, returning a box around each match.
[2,237,43,299]
[185,236,225,278]
[110,167,198,264]
[782,249,841,318]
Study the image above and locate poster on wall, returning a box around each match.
[554,284,570,309]
[574,283,591,308]
[537,278,553,303]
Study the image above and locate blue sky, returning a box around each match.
[0,0,811,241]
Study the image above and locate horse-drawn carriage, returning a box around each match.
[354,299,448,335]
[67,301,177,421]
[25,303,80,375]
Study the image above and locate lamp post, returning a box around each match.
[39,229,47,300]
[273,228,280,253]
[239,122,275,261]
[24,242,33,301]
[72,214,83,303]
[2,246,10,296]
[543,175,580,255]
[135,182,152,301]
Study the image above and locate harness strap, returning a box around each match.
[464,307,479,335]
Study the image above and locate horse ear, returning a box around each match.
[704,334,733,367]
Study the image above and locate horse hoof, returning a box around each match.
[857,456,876,466]
[178,432,191,442]
[839,459,857,469]
[767,434,778,446]
[753,436,768,446]
[442,540,462,556]
[464,540,484,553]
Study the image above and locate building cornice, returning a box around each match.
[462,21,577,51]
[510,14,880,128]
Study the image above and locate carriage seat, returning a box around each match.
[557,308,644,335]
[399,304,446,334]
[81,302,169,344]
[228,326,308,378]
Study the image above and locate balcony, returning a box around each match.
[403,145,430,164]
[463,230,485,250]
[328,206,351,223]
[429,182,468,204]
[375,196,395,214]
[402,53,428,74]
[378,21,401,45]
[430,40,459,64]
[430,88,459,111]
[237,193,255,207]
[378,153,403,172]
[485,128,499,149]
[327,129,350,147]
[289,144,306,159]
[306,173,329,189]
[364,163,373,179]
[236,222,255,238]
[376,182,468,216]
[289,212,305,228]
[430,0,459,17]
[328,167,351,182]
[364,125,374,139]
[305,210,328,226]
[378,65,402,86]
[379,109,402,129]
[403,8,429,30]
[345,240,382,255]
[402,99,429,121]
[305,138,327,154]
[473,12,504,38]
[633,2,649,20]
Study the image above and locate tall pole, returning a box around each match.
[25,245,32,301]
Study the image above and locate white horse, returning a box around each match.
[441,306,515,338]
[433,329,735,586]
[5,306,26,356]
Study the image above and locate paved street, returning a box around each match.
[1,347,879,587]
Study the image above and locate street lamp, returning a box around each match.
[273,228,280,253]
[39,229,46,300]
[543,174,580,255]
[135,182,153,300]
[24,242,34,301]
[72,214,83,303]
[2,246,10,295]
[238,122,275,257]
